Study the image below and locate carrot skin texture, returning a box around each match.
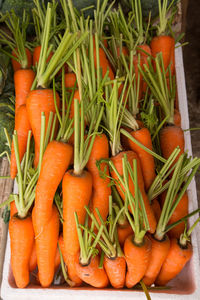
[14,69,35,112]
[75,254,109,288]
[143,235,170,286]
[127,128,156,191]
[58,235,82,286]
[10,105,32,179]
[63,170,93,256]
[87,134,111,223]
[26,89,60,168]
[32,205,59,288]
[155,238,192,286]
[111,151,157,233]
[160,125,184,165]
[103,255,126,288]
[34,141,73,229]
[12,48,32,72]
[124,234,152,288]
[9,214,34,288]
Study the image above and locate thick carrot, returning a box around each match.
[111,151,157,233]
[160,125,184,165]
[29,242,37,272]
[32,205,59,288]
[150,35,175,75]
[117,223,133,247]
[126,127,156,191]
[62,170,93,256]
[58,235,82,286]
[87,134,111,223]
[26,89,60,167]
[12,48,32,72]
[14,69,35,112]
[9,214,34,288]
[142,234,170,286]
[155,238,192,286]
[75,254,109,288]
[103,255,126,288]
[124,234,152,288]
[34,140,73,230]
[10,105,32,179]
[64,72,77,88]
[33,45,53,66]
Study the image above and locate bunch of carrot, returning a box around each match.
[0,0,199,296]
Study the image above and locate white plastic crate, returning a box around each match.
[1,46,200,300]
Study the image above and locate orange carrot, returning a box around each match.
[63,170,93,256]
[12,48,32,72]
[34,140,73,230]
[75,254,109,288]
[142,234,170,286]
[58,235,82,286]
[54,246,61,272]
[10,201,18,218]
[10,105,32,179]
[64,72,77,88]
[9,214,34,288]
[151,198,162,223]
[14,69,35,112]
[33,45,53,66]
[26,89,60,167]
[174,108,181,127]
[29,242,37,272]
[103,255,126,288]
[124,234,152,288]
[32,205,59,288]
[155,237,192,286]
[87,134,111,223]
[117,223,133,247]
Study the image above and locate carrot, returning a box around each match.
[174,108,181,127]
[10,105,32,179]
[58,235,82,286]
[14,69,35,112]
[64,72,77,88]
[32,205,59,287]
[10,201,18,218]
[87,133,111,223]
[9,214,34,288]
[116,46,128,57]
[117,223,133,247]
[54,246,61,272]
[26,89,60,167]
[151,198,161,223]
[75,254,109,288]
[142,234,170,286]
[124,234,152,288]
[12,48,32,72]
[155,237,192,286]
[29,242,37,272]
[63,169,93,256]
[34,140,73,230]
[33,45,53,66]
[126,127,156,191]
[103,255,126,289]
[160,124,184,165]
[137,45,152,93]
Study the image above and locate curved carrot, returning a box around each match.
[34,140,73,230]
[10,105,32,179]
[14,69,35,112]
[155,238,192,286]
[9,214,34,288]
[124,234,152,288]
[64,73,77,88]
[160,125,184,166]
[117,223,133,247]
[75,254,109,288]
[150,35,175,75]
[87,134,111,223]
[111,151,157,233]
[127,127,156,191]
[12,48,32,72]
[103,255,126,288]
[143,234,170,286]
[29,242,37,272]
[62,170,92,256]
[32,205,59,288]
[58,235,82,286]
[26,89,60,167]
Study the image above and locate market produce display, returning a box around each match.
[0,0,200,297]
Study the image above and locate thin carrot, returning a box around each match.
[32,205,60,287]
[10,105,32,179]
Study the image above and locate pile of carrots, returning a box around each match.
[0,0,200,296]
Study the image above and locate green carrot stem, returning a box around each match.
[74,212,88,264]
[58,244,75,287]
[23,131,32,190]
